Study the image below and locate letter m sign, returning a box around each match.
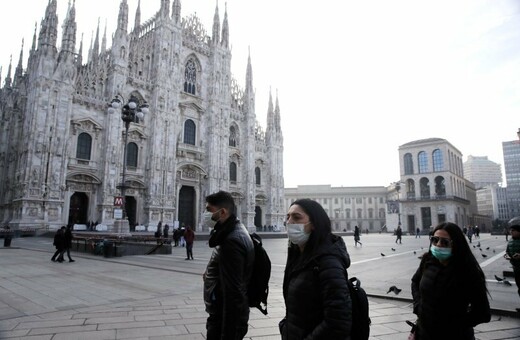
[114,196,124,207]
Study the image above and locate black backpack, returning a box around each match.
[348,276,371,340]
[247,233,271,315]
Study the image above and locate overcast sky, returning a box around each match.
[1,0,519,188]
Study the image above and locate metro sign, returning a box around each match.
[114,196,124,206]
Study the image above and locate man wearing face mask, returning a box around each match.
[202,191,255,340]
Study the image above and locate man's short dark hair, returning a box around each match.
[206,190,235,212]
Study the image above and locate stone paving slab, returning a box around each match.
[0,241,519,339]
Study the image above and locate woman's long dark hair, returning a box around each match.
[287,199,332,261]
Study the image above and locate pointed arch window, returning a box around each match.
[184,59,197,95]
[76,133,92,160]
[255,167,261,185]
[184,119,196,145]
[432,149,444,172]
[418,151,429,173]
[404,153,414,175]
[229,126,237,147]
[230,162,237,182]
[127,142,138,167]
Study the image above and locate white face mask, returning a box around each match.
[202,209,221,229]
[286,223,311,246]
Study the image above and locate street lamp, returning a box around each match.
[394,182,402,227]
[108,95,149,221]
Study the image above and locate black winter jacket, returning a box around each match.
[203,215,255,339]
[411,253,490,340]
[281,234,352,340]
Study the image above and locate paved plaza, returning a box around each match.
[0,233,519,339]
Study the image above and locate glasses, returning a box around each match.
[431,236,452,247]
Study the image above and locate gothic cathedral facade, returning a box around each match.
[0,0,285,232]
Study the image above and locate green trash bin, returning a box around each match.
[103,240,114,258]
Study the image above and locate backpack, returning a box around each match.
[348,276,371,340]
[247,232,271,315]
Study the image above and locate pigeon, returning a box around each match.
[473,245,476,248]
[477,242,481,247]
[493,249,496,253]
[381,253,386,257]
[413,251,416,255]
[418,255,423,259]
[387,285,402,295]
[486,247,490,250]
[391,248,396,251]
[482,254,488,258]
[503,280,512,286]
[494,275,504,282]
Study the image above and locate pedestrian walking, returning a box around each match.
[51,227,66,262]
[184,225,195,260]
[203,191,254,340]
[395,225,402,244]
[279,198,352,339]
[504,217,520,313]
[163,224,170,243]
[411,222,490,339]
[63,225,75,262]
[415,227,421,238]
[467,226,474,243]
[354,225,362,247]
[173,227,180,246]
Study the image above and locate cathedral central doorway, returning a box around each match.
[68,192,88,225]
[254,206,262,230]
[178,186,195,228]
[125,196,137,231]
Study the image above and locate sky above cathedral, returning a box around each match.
[1,0,519,188]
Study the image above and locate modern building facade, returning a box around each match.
[0,0,285,231]
[463,155,502,189]
[502,138,520,219]
[476,186,509,221]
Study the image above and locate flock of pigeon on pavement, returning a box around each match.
[383,239,514,295]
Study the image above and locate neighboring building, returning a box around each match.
[476,186,509,221]
[0,1,285,231]
[284,185,387,232]
[397,138,476,233]
[463,155,502,189]
[503,138,520,219]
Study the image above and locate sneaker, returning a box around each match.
[69,260,75,262]
[185,258,190,260]
[51,259,56,262]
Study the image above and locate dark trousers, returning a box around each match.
[514,267,520,297]
[64,247,73,261]
[206,311,248,340]
[51,248,65,261]
[186,243,193,259]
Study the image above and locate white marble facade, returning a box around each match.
[0,0,285,232]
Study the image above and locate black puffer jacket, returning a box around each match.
[281,234,352,340]
[203,215,255,339]
[411,253,490,340]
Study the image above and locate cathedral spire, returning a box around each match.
[266,88,274,132]
[31,22,37,53]
[101,19,107,54]
[245,47,253,92]
[172,0,181,24]
[60,0,77,54]
[275,90,282,131]
[13,40,24,88]
[212,1,220,46]
[134,0,141,31]
[38,0,59,55]
[87,31,93,63]
[117,0,129,34]
[77,33,84,66]
[160,0,170,19]
[4,55,12,88]
[92,18,100,63]
[221,2,229,48]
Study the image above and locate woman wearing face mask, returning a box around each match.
[411,222,490,340]
[279,199,352,340]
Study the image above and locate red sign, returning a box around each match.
[114,196,124,206]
